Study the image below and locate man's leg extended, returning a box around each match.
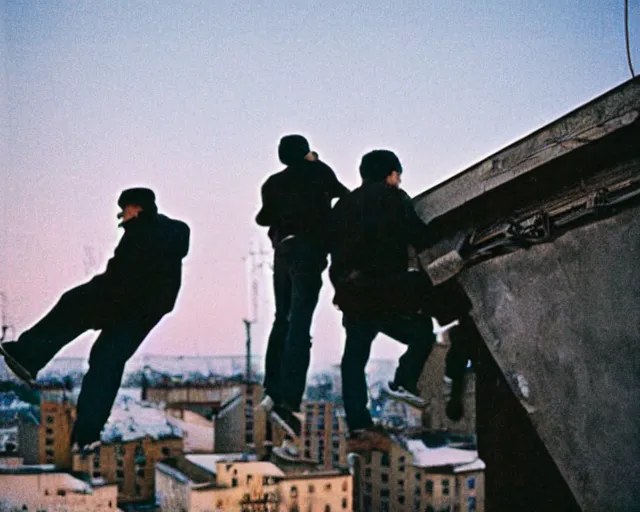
[279,242,326,411]
[2,284,98,378]
[262,248,292,405]
[445,314,481,420]
[72,319,158,447]
[381,314,435,401]
[341,315,378,431]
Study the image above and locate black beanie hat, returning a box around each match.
[278,134,311,165]
[359,150,403,182]
[118,187,157,212]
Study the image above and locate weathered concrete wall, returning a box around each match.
[460,205,640,511]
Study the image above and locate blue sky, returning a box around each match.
[0,0,636,369]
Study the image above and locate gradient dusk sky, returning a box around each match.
[1,1,636,370]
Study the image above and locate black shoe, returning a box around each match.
[270,404,302,438]
[347,426,392,453]
[0,342,37,387]
[72,440,101,459]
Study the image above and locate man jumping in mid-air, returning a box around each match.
[256,134,348,437]
[0,188,190,454]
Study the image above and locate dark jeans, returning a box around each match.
[263,238,327,410]
[13,284,160,446]
[341,313,435,431]
[445,314,481,396]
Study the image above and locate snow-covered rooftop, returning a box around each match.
[185,453,258,475]
[406,440,484,471]
[0,392,38,426]
[101,394,182,444]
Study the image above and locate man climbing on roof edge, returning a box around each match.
[329,149,479,452]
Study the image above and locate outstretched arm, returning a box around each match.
[401,191,438,251]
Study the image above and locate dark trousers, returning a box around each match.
[341,313,435,431]
[445,314,481,395]
[14,284,160,446]
[263,238,327,411]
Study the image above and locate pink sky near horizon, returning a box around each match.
[0,1,634,371]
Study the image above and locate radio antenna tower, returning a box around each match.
[242,240,270,382]
[0,291,13,342]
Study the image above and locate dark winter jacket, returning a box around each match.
[86,211,190,322]
[256,160,349,248]
[329,182,438,315]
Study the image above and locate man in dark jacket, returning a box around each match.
[0,188,190,453]
[256,134,348,437]
[330,150,442,450]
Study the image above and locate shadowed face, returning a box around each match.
[385,170,402,188]
[117,204,144,226]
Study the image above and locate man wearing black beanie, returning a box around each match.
[329,149,470,451]
[0,187,190,456]
[256,134,349,438]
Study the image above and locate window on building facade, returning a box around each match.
[426,506,435,512]
[45,449,54,458]
[341,498,348,509]
[425,479,434,495]
[381,473,389,483]
[342,481,348,492]
[467,477,475,490]
[46,428,53,435]
[45,438,54,446]
[232,478,238,487]
[290,486,298,497]
[46,416,54,424]
[442,479,450,496]
[365,468,371,478]
[162,447,170,457]
[381,453,390,467]
[116,470,124,480]
[381,489,390,498]
[467,497,477,511]
[324,505,331,512]
[398,495,405,505]
[325,483,331,491]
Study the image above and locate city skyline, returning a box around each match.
[1,1,635,370]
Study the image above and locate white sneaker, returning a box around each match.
[282,439,299,458]
[383,381,427,409]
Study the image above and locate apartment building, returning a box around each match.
[354,434,484,512]
[0,458,119,511]
[156,454,353,511]
[143,373,263,454]
[71,395,184,506]
[0,391,39,464]
[301,401,349,470]
[39,388,75,469]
